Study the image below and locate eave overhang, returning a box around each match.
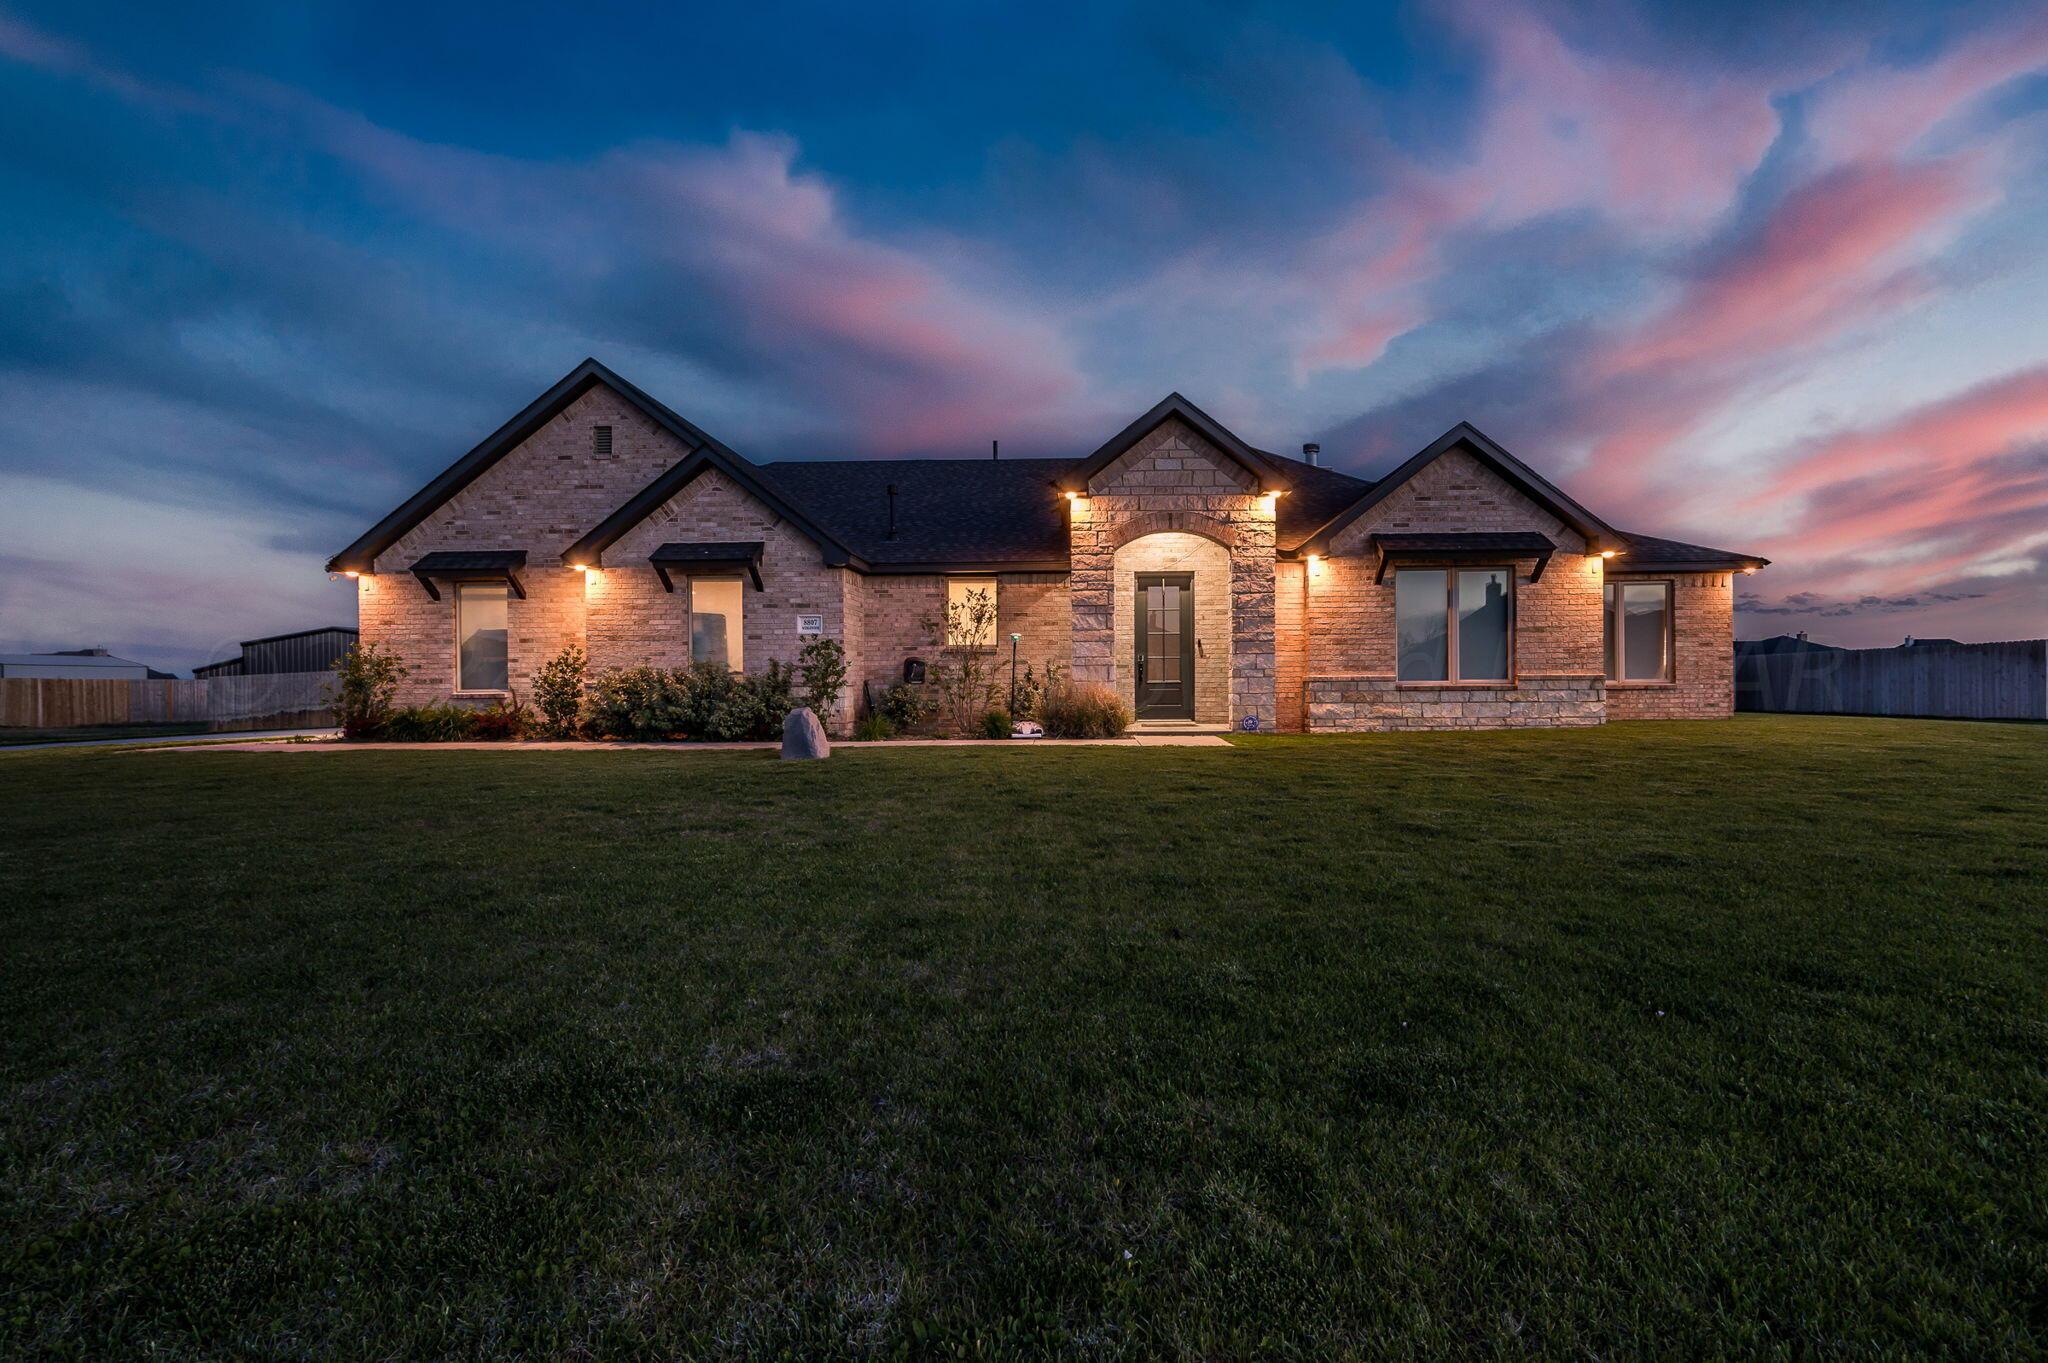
[408,550,527,602]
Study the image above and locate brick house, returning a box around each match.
[328,359,1767,733]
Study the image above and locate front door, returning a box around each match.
[1134,572,1195,719]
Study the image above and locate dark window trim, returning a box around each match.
[1605,577,1676,685]
[1394,565,1517,686]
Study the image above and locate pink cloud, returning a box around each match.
[1598,158,1990,381]
[1806,12,2048,164]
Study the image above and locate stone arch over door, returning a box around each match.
[1112,531,1233,724]
[1109,511,1235,553]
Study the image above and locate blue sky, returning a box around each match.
[2,0,2045,670]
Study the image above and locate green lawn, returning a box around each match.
[2,717,2042,1359]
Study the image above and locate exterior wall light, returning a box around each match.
[343,570,361,578]
[571,563,591,573]
[1743,566,1758,574]
[1600,550,1618,559]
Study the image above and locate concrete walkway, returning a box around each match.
[157,733,1233,754]
[0,727,339,753]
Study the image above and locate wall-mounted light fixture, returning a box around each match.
[1599,549,1618,559]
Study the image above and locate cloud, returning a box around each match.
[1804,11,2048,164]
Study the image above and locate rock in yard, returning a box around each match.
[781,706,830,760]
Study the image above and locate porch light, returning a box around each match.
[1062,490,1079,500]
[1743,566,1758,574]
[571,563,591,572]
[1600,550,1618,559]
[343,570,361,578]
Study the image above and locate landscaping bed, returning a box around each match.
[2,716,2042,1357]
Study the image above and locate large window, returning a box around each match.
[689,577,744,671]
[1605,581,1672,682]
[1395,567,1512,682]
[946,578,998,647]
[455,583,508,691]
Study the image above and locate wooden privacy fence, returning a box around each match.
[0,672,334,731]
[1736,640,2046,720]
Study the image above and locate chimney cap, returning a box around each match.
[1301,442,1321,467]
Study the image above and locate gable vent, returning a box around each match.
[593,425,613,457]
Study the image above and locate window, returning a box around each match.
[592,424,612,457]
[1605,581,1672,682]
[1394,568,1512,682]
[455,583,508,691]
[946,578,997,647]
[689,577,744,671]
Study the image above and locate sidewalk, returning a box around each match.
[0,727,339,753]
[156,733,1233,753]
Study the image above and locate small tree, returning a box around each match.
[533,644,587,737]
[327,641,406,739]
[797,637,848,726]
[924,585,1002,735]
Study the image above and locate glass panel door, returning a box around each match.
[1134,573,1194,718]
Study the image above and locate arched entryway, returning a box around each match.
[1111,530,1233,723]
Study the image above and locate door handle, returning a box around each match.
[1136,655,1146,681]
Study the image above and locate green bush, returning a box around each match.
[380,704,479,742]
[877,682,937,733]
[580,662,796,741]
[797,637,848,726]
[852,715,895,742]
[533,645,586,737]
[980,709,1014,739]
[1009,660,1064,721]
[327,641,407,739]
[1038,682,1132,739]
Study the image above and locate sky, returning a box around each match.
[1,0,2044,672]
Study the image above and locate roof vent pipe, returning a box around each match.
[992,439,999,461]
[1302,442,1321,467]
[886,483,898,540]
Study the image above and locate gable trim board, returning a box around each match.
[1060,392,1290,496]
[327,357,746,575]
[562,447,861,570]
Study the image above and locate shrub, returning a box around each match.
[1009,660,1064,720]
[381,704,478,742]
[469,693,529,741]
[980,709,1014,740]
[877,682,937,733]
[580,662,796,741]
[328,641,407,739]
[797,637,848,726]
[582,666,686,739]
[852,715,895,742]
[1039,682,1132,739]
[923,585,1002,734]
[533,645,586,737]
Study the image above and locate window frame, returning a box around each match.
[945,577,1000,650]
[1393,565,1517,687]
[1604,578,1675,685]
[686,574,746,673]
[452,581,510,695]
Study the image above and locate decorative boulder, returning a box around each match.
[780,706,830,760]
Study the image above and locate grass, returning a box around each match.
[0,721,216,746]
[1,716,2042,1359]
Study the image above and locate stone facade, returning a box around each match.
[1603,571,1737,719]
[1070,418,1278,729]
[350,375,1747,737]
[1110,532,1232,723]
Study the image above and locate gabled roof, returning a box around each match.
[1610,531,1770,572]
[562,447,860,569]
[1289,422,1622,557]
[326,357,744,574]
[1058,392,1290,495]
[751,457,1078,569]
